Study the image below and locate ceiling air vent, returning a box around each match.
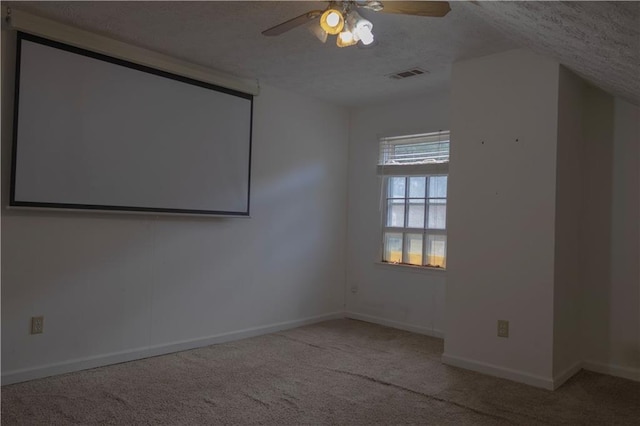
[388,68,429,80]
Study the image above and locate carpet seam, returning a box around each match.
[322,367,554,425]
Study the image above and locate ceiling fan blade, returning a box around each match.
[262,10,324,36]
[379,1,451,17]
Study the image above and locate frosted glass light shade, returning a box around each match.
[309,23,328,43]
[355,18,374,45]
[357,25,374,45]
[320,9,344,35]
[336,31,358,47]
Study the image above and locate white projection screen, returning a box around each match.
[11,32,253,216]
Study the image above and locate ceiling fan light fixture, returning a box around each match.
[347,10,375,46]
[336,16,360,47]
[320,9,344,35]
[336,29,358,47]
[357,27,374,45]
[263,1,452,48]
[309,23,328,43]
[355,19,374,45]
[337,12,359,47]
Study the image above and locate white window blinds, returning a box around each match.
[378,130,450,175]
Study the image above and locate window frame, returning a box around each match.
[378,131,449,271]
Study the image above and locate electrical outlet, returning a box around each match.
[497,320,509,338]
[31,316,44,334]
[350,285,358,294]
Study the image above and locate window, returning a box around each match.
[378,131,449,269]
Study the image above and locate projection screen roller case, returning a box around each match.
[11,32,253,216]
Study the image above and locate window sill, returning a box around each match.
[375,261,447,275]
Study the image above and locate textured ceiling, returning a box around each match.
[5,1,639,106]
[461,1,639,105]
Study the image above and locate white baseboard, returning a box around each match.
[1,311,344,386]
[441,353,555,390]
[552,361,583,389]
[345,311,444,339]
[6,312,637,388]
[582,360,640,382]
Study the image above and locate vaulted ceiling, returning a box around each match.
[6,1,639,106]
[464,1,639,106]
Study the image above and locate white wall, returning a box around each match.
[552,66,585,378]
[444,48,639,387]
[345,93,449,336]
[444,49,561,388]
[1,29,349,384]
[579,86,615,375]
[607,97,639,378]
[3,24,638,389]
[581,92,640,381]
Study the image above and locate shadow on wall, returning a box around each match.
[607,98,640,370]
[581,89,640,375]
[580,87,614,369]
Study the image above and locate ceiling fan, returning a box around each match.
[262,1,451,47]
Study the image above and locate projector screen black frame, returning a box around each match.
[10,31,253,217]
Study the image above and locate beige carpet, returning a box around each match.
[2,319,639,425]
